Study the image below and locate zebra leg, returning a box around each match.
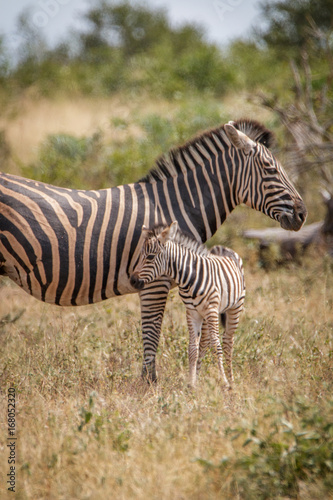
[139,278,172,382]
[196,319,210,375]
[186,309,203,388]
[206,310,230,388]
[222,297,245,387]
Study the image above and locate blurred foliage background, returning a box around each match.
[0,0,332,213]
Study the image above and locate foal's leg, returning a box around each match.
[223,297,245,387]
[206,310,229,388]
[197,319,210,374]
[186,309,203,388]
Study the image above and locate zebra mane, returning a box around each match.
[232,119,275,148]
[149,224,209,256]
[139,119,275,183]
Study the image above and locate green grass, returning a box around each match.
[0,248,332,499]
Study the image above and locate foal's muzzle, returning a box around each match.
[130,273,145,290]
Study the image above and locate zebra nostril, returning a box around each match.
[294,200,307,225]
[298,211,306,223]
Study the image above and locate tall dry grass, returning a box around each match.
[0,94,145,166]
[0,92,271,166]
[0,245,332,499]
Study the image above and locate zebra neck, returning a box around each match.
[178,160,237,241]
[165,242,203,288]
[154,164,237,243]
[140,130,242,242]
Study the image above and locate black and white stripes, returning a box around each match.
[130,222,246,387]
[0,119,307,380]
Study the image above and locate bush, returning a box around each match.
[175,45,235,94]
[197,400,333,499]
[23,132,107,189]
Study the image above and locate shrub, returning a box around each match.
[196,400,333,499]
[23,132,107,189]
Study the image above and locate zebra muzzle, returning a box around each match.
[130,273,145,290]
[279,199,307,231]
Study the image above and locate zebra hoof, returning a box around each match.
[141,367,157,384]
[187,382,196,392]
[221,383,232,392]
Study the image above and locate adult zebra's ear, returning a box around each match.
[159,221,178,244]
[225,123,256,155]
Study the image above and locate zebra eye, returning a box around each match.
[266,167,278,174]
[146,254,155,262]
[263,162,277,173]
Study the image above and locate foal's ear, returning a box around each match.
[168,221,178,240]
[142,225,150,237]
[159,221,178,244]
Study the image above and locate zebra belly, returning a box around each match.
[179,276,242,319]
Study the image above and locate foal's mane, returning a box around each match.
[139,119,274,183]
[148,224,210,256]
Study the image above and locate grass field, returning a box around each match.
[0,95,332,499]
[0,244,332,499]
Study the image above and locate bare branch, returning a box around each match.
[290,59,302,104]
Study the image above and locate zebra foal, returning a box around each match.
[130,222,245,388]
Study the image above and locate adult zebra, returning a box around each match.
[0,119,307,381]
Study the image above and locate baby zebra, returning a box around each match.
[130,222,245,389]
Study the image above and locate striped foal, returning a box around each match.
[130,222,245,388]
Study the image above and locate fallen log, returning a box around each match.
[243,221,323,258]
[243,221,323,246]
